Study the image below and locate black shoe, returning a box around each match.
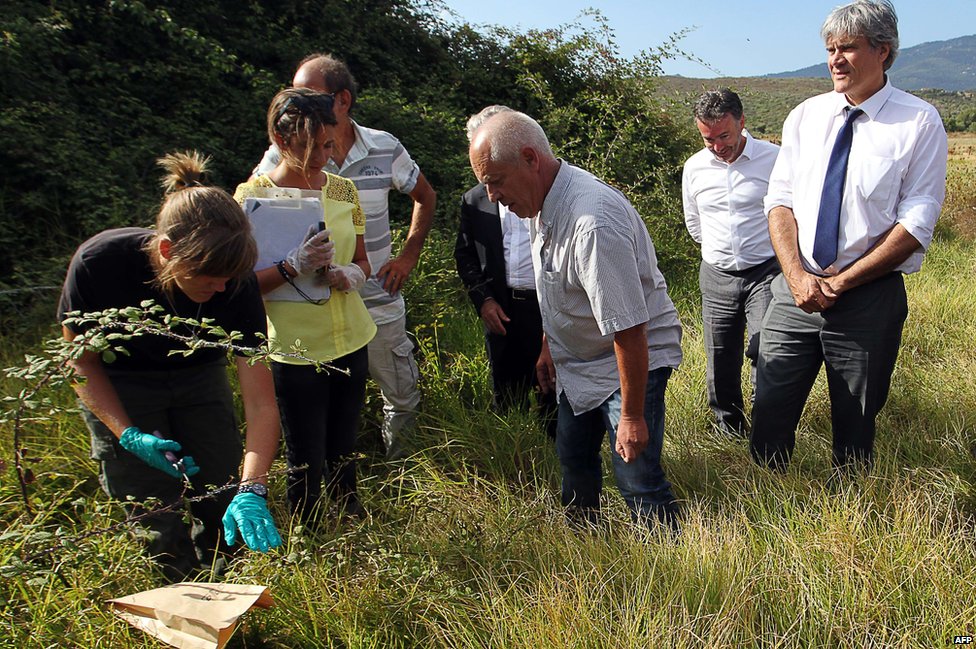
[337,494,367,520]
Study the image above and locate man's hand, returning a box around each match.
[377,253,418,296]
[479,299,510,335]
[784,270,836,313]
[536,337,556,394]
[615,414,649,463]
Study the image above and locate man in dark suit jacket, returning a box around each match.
[454,180,556,436]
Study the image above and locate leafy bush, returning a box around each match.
[0,1,700,327]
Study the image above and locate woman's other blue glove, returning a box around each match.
[118,426,201,480]
[222,492,282,553]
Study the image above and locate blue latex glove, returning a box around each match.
[222,492,282,553]
[119,426,201,480]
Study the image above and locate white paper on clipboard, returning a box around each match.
[243,187,330,303]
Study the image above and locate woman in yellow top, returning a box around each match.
[235,88,376,524]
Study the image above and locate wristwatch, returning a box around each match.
[237,482,268,498]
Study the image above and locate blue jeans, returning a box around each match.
[555,367,678,529]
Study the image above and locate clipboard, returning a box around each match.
[243,187,330,303]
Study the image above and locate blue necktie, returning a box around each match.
[813,107,863,270]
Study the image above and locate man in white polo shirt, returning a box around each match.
[455,105,556,438]
[253,54,437,459]
[753,0,947,471]
[682,89,779,439]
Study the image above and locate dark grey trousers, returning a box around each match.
[83,362,242,581]
[751,272,907,469]
[699,257,778,436]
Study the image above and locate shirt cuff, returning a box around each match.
[896,197,941,250]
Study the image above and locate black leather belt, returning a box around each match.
[510,288,536,301]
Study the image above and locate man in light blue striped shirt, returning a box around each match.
[469,110,683,530]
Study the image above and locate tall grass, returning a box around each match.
[1,159,975,647]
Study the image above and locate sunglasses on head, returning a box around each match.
[275,93,336,129]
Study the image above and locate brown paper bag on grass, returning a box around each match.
[107,582,273,649]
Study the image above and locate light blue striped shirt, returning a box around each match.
[532,162,683,414]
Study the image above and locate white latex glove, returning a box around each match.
[286,226,334,276]
[327,263,367,292]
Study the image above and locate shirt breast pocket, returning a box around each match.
[852,155,898,212]
[540,269,583,328]
[540,270,562,314]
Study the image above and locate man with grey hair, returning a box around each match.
[469,110,683,529]
[682,89,779,439]
[253,53,437,460]
[753,0,947,470]
[454,106,556,434]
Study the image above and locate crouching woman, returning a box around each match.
[59,151,283,581]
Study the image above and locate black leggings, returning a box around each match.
[272,346,368,522]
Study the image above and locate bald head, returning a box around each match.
[292,53,358,110]
[471,110,555,165]
[469,111,560,218]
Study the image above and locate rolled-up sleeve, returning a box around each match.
[894,118,948,251]
[764,107,800,216]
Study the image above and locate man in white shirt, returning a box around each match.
[469,110,683,530]
[455,106,556,437]
[753,0,948,470]
[253,54,437,459]
[682,89,779,439]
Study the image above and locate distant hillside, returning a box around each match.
[653,77,831,140]
[768,34,976,91]
[653,76,976,139]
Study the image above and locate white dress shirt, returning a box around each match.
[499,203,535,290]
[682,130,779,271]
[764,80,948,275]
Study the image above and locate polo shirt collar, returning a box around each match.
[342,119,374,166]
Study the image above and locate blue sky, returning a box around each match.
[438,1,976,78]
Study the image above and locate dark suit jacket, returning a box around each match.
[454,183,510,316]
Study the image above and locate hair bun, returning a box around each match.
[157,151,211,193]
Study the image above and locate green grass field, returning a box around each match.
[2,152,975,648]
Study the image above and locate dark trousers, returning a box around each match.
[751,272,907,469]
[272,347,368,523]
[699,258,778,436]
[83,362,242,582]
[485,290,557,437]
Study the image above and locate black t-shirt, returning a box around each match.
[58,227,267,372]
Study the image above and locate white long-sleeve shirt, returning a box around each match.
[764,80,948,276]
[682,130,779,271]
